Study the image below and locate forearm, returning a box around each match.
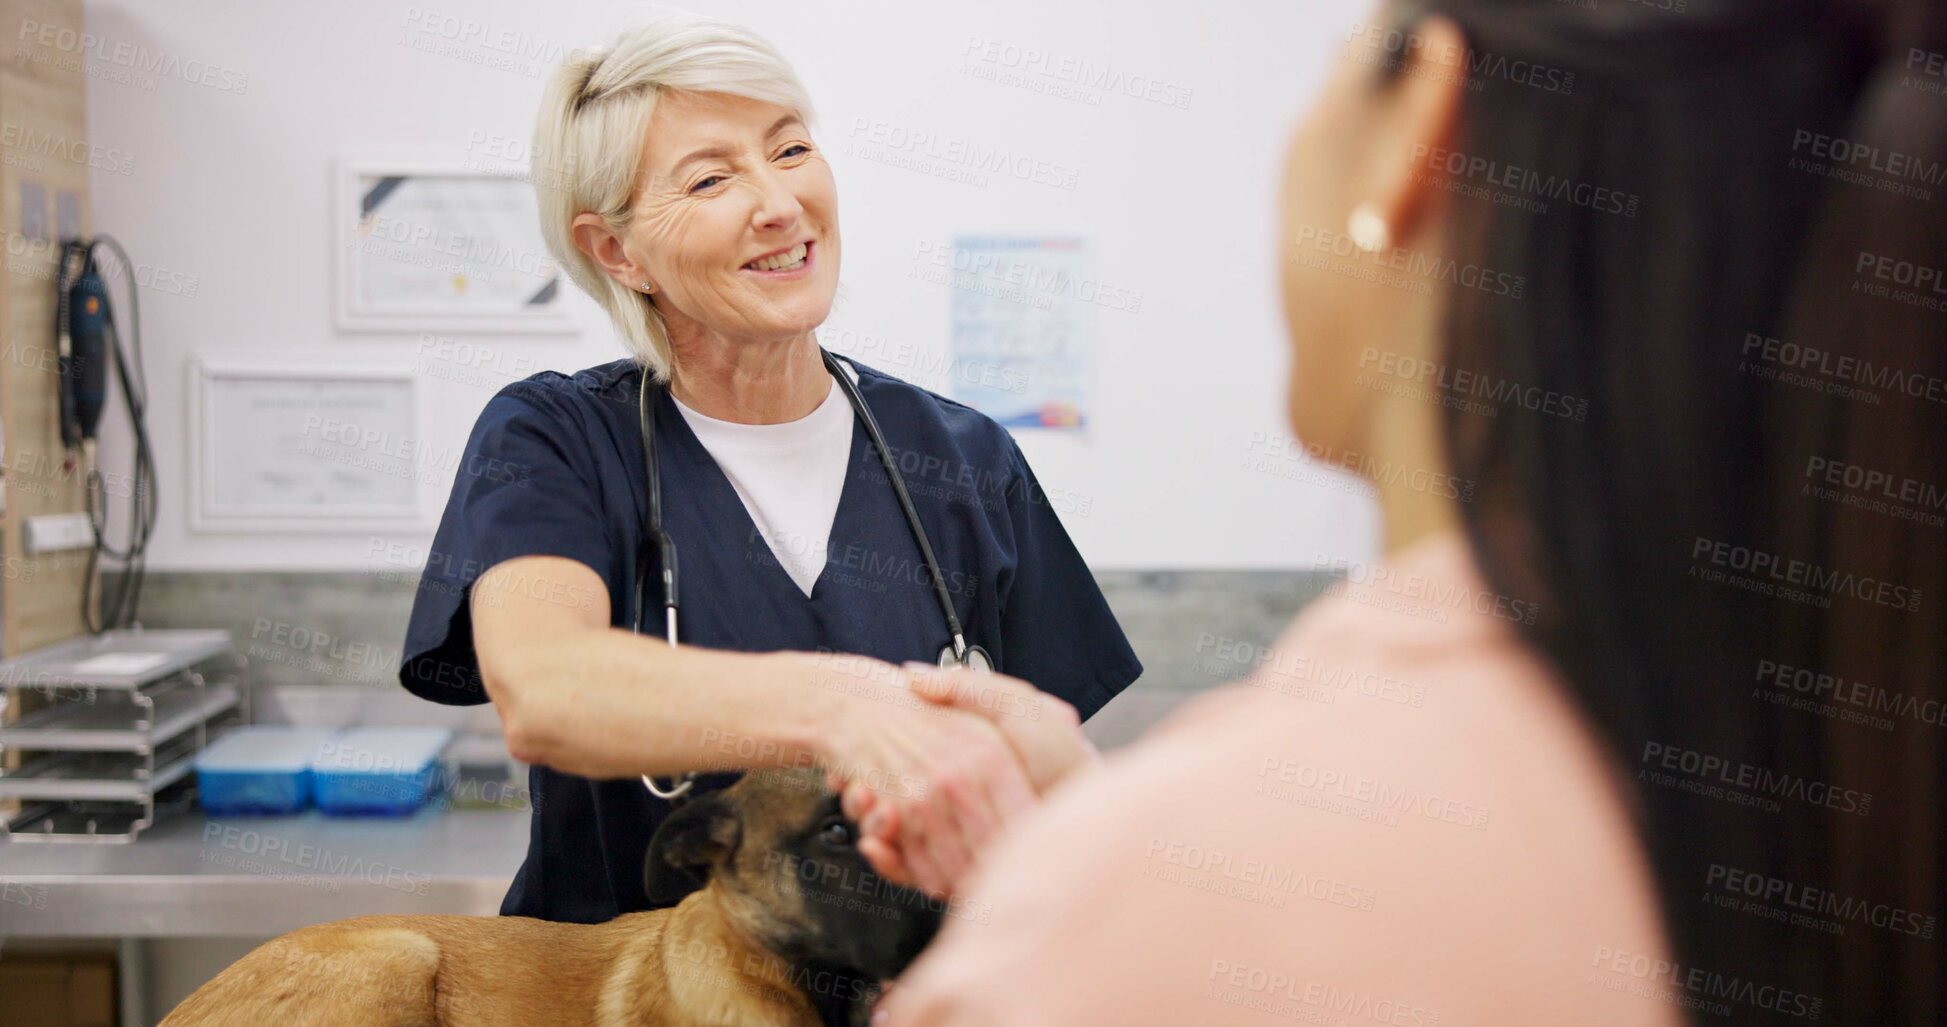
[487,627,851,780]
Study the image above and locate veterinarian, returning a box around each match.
[396,12,1141,926]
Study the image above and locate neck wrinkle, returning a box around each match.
[667,329,827,425]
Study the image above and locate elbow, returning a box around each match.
[499,706,550,768]
[481,652,554,768]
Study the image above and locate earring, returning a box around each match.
[1347,203,1392,253]
[639,281,654,293]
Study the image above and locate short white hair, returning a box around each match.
[533,11,815,380]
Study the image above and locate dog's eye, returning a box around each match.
[818,817,854,848]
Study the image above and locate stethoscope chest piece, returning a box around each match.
[940,644,994,673]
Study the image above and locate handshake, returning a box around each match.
[794,654,1103,898]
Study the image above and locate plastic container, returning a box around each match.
[311,727,453,816]
[194,726,338,815]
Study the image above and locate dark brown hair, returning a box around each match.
[1381,0,1944,1020]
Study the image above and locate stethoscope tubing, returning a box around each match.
[631,349,990,802]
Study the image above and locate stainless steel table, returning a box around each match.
[1,806,529,1026]
[0,806,528,938]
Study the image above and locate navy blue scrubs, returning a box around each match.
[398,355,1143,925]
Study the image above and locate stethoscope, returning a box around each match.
[633,348,993,800]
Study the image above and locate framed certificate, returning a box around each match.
[335,158,574,334]
[189,359,424,532]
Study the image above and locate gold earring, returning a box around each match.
[1348,203,1392,253]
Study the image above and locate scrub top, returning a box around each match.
[398,355,1144,925]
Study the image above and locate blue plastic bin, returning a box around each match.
[311,727,453,816]
[195,726,339,815]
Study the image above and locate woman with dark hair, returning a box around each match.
[877,0,1944,1022]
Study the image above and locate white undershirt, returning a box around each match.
[673,371,854,597]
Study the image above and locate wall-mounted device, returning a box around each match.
[54,236,157,633]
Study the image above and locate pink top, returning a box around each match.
[882,530,1677,1026]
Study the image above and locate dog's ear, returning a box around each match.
[643,794,741,905]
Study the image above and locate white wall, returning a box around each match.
[82,0,1378,571]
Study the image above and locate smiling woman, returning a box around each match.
[587,89,843,421]
[532,20,835,387]
[396,10,1143,934]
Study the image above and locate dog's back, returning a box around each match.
[160,912,663,1027]
[161,770,944,1027]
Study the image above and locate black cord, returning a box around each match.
[72,235,156,633]
[820,349,968,649]
[635,368,679,639]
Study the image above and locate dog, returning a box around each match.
[159,769,945,1027]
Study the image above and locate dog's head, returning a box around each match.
[643,769,944,982]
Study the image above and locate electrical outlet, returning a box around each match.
[25,513,94,553]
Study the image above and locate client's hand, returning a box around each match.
[827,663,1100,898]
[902,663,1101,794]
[799,653,1038,897]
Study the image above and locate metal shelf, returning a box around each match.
[4,781,199,844]
[0,734,202,802]
[0,629,235,692]
[0,632,247,841]
[0,684,240,752]
[6,803,153,841]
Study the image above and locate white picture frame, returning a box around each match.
[188,359,426,533]
[334,157,574,334]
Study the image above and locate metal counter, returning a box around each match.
[0,805,528,938]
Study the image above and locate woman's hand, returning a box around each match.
[789,652,1038,897]
[901,662,1100,794]
[820,660,1101,898]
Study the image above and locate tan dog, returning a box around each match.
[160,769,944,1027]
